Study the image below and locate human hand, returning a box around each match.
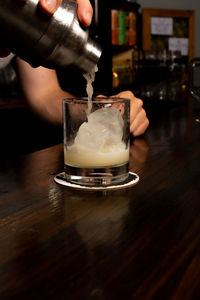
[38,0,93,26]
[18,0,93,25]
[114,91,149,137]
[0,0,93,57]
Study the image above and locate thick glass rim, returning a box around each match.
[63,97,130,104]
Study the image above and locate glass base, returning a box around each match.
[64,162,129,186]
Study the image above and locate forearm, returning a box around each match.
[28,88,69,127]
[15,58,72,126]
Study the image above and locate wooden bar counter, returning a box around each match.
[0,94,200,299]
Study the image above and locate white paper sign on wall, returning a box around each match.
[168,38,188,56]
[151,17,173,35]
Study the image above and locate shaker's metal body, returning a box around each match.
[0,0,101,73]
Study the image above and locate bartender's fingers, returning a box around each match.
[129,96,149,136]
[76,0,93,26]
[130,108,149,136]
[39,0,62,15]
[18,0,93,26]
[114,91,149,137]
[18,0,62,14]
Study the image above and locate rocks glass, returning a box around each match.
[63,97,130,186]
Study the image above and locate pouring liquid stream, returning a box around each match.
[83,64,98,114]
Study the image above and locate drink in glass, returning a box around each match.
[63,97,130,186]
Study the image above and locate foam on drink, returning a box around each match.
[65,106,129,167]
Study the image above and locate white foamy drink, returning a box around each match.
[64,106,129,168]
[65,65,129,170]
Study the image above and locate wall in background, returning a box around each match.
[137,0,199,57]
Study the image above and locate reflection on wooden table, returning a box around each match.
[0,93,200,299]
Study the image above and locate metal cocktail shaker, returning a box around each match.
[0,0,102,73]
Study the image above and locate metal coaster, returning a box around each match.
[54,172,139,191]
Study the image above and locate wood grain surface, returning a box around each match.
[0,95,200,299]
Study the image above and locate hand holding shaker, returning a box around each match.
[0,0,102,73]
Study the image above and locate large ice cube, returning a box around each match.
[74,107,124,152]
